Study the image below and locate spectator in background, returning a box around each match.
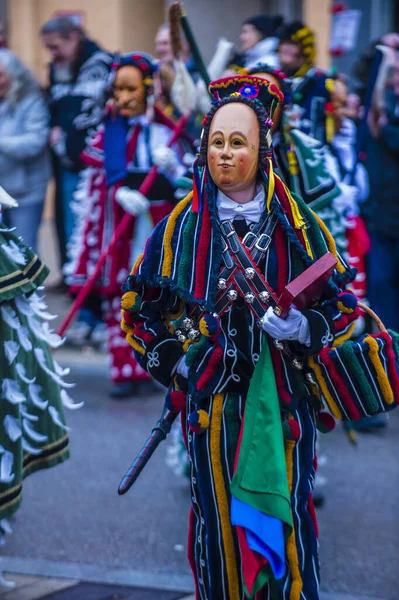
[228,14,283,72]
[154,23,174,63]
[0,49,51,252]
[40,16,112,272]
[366,56,399,332]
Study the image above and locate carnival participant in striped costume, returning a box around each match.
[120,76,363,598]
[65,52,186,398]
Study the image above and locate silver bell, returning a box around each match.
[273,339,284,350]
[306,372,316,385]
[245,268,256,280]
[259,291,270,303]
[244,292,255,304]
[218,278,227,290]
[182,317,195,330]
[188,328,201,341]
[227,290,238,301]
[175,330,187,344]
[291,358,303,370]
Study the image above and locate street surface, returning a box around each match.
[0,224,397,600]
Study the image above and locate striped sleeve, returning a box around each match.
[121,284,184,387]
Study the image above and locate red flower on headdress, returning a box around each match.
[331,2,347,13]
[268,83,284,103]
[202,115,209,126]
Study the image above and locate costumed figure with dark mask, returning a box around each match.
[120,75,399,598]
[65,52,185,398]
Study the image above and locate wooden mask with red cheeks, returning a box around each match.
[207,102,260,195]
[113,65,146,118]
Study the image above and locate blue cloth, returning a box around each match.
[231,496,286,580]
[368,232,399,332]
[61,168,80,244]
[103,113,130,186]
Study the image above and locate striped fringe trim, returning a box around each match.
[285,439,303,600]
[210,393,240,600]
[162,192,193,277]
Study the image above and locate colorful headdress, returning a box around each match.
[209,75,284,120]
[108,51,157,95]
[197,75,284,158]
[280,21,316,77]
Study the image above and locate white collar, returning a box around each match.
[217,185,266,225]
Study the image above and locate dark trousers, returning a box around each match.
[368,232,399,332]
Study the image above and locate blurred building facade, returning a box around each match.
[0,0,397,84]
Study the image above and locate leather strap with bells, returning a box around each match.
[174,211,279,346]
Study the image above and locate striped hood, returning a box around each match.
[126,160,355,310]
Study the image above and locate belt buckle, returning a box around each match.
[242,231,257,250]
[255,233,271,252]
[220,220,235,238]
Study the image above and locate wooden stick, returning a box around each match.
[57,113,190,338]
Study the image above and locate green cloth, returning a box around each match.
[230,338,292,596]
[0,224,69,520]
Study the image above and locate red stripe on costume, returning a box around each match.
[269,340,293,407]
[194,192,211,301]
[233,415,269,597]
[237,525,268,597]
[333,307,361,333]
[273,172,308,253]
[133,327,154,345]
[274,223,289,294]
[375,332,399,404]
[307,494,319,538]
[319,348,361,420]
[196,343,224,391]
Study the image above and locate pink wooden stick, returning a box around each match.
[57,113,190,337]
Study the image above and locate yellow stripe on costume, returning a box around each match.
[310,210,346,273]
[308,357,343,419]
[284,439,303,600]
[210,393,240,600]
[364,336,394,405]
[332,322,356,348]
[161,192,193,278]
[121,317,145,355]
[131,253,144,275]
[266,158,276,211]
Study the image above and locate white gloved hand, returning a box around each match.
[152,146,178,173]
[261,306,311,346]
[115,187,150,216]
[175,355,189,379]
